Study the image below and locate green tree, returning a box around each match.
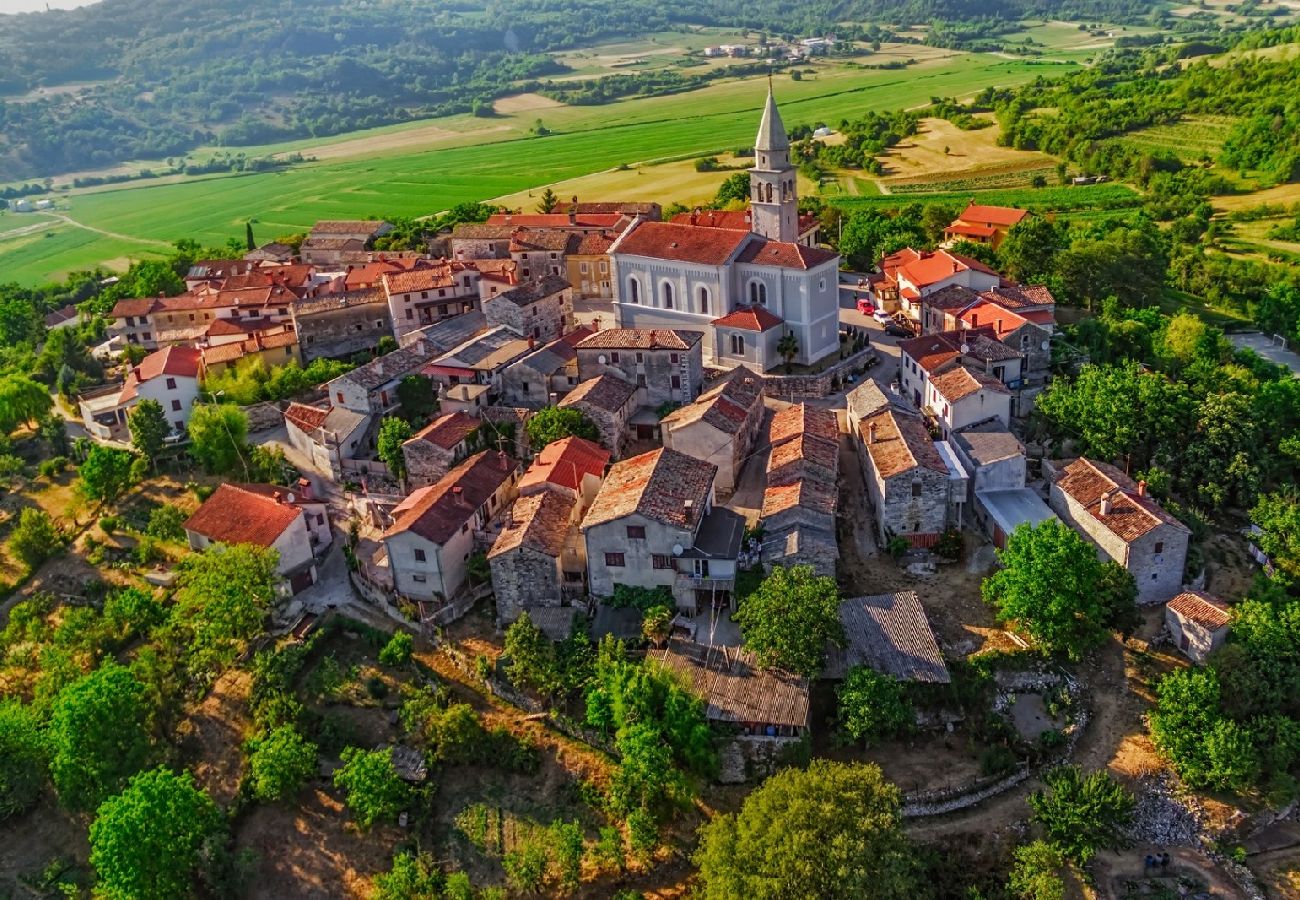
[714,172,750,206]
[732,564,843,677]
[333,746,411,829]
[146,504,186,541]
[49,661,153,811]
[694,760,917,900]
[1252,492,1300,584]
[503,612,562,697]
[0,373,52,434]
[247,724,317,802]
[187,403,249,475]
[39,414,69,456]
[536,187,559,214]
[245,221,255,251]
[0,700,46,819]
[1007,840,1066,900]
[776,330,799,374]
[374,851,445,900]
[525,406,599,450]
[837,667,913,746]
[377,416,412,482]
[77,444,137,508]
[378,631,414,667]
[89,767,225,900]
[1028,766,1134,864]
[396,375,436,423]
[982,521,1135,660]
[997,215,1064,283]
[38,326,101,387]
[128,399,171,462]
[9,507,60,571]
[174,544,280,674]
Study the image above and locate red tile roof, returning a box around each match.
[860,408,946,479]
[487,213,624,229]
[385,451,516,544]
[184,483,303,548]
[770,403,838,446]
[944,222,997,239]
[930,364,1010,404]
[735,238,838,270]
[284,402,330,432]
[662,367,764,436]
[762,478,838,518]
[576,329,702,351]
[1168,590,1231,630]
[121,344,201,402]
[111,297,161,318]
[410,411,480,450]
[958,204,1029,228]
[613,221,750,266]
[768,433,839,485]
[958,299,1031,337]
[1055,458,1190,542]
[669,208,819,235]
[560,374,636,413]
[583,447,716,530]
[488,490,576,559]
[518,435,610,494]
[711,305,784,332]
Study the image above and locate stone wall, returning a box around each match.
[717,734,803,784]
[877,466,949,541]
[490,546,563,623]
[403,439,458,489]
[761,347,875,400]
[242,401,285,434]
[577,345,704,407]
[294,292,393,362]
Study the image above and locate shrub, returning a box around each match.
[378,631,414,667]
[333,746,410,829]
[37,456,68,478]
[10,507,61,571]
[98,515,120,534]
[145,505,186,541]
[837,667,913,746]
[1028,765,1134,864]
[247,725,317,803]
[979,745,1019,777]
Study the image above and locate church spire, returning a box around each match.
[755,87,789,153]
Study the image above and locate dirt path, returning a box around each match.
[49,213,173,247]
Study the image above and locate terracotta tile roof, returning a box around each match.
[768,433,839,485]
[921,283,982,311]
[959,299,1031,337]
[735,238,838,270]
[899,328,1019,374]
[574,232,615,255]
[310,220,390,236]
[576,329,702,351]
[560,374,636,414]
[1055,458,1189,542]
[493,274,570,307]
[111,296,161,318]
[518,436,610,494]
[385,451,516,544]
[120,344,202,402]
[201,330,298,366]
[613,221,750,266]
[452,223,515,240]
[653,639,809,727]
[711,305,784,332]
[669,208,820,235]
[770,403,838,446]
[410,411,479,450]
[944,222,997,239]
[930,365,1010,404]
[488,490,576,559]
[662,367,764,435]
[981,283,1056,310]
[509,229,577,253]
[899,251,971,289]
[184,483,303,548]
[381,265,461,294]
[583,448,716,530]
[958,204,1029,228]
[825,592,950,682]
[761,478,837,519]
[487,213,624,229]
[1168,590,1231,630]
[572,201,658,215]
[557,324,596,350]
[284,402,330,432]
[861,408,946,479]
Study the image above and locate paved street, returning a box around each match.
[1230,331,1300,377]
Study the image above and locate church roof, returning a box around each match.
[755,89,789,153]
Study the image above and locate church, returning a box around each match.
[609,89,842,373]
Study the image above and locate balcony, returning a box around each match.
[675,572,735,593]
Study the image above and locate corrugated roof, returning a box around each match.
[653,639,810,727]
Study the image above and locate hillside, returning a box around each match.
[0,0,1164,181]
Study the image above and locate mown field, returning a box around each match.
[830,181,1142,212]
[0,51,1079,285]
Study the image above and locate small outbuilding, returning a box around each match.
[1166,590,1231,664]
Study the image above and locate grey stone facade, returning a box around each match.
[292,290,393,363]
[575,337,704,408]
[483,276,573,344]
[491,544,564,623]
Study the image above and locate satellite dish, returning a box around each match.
[672,543,684,556]
[597,354,607,365]
[960,343,970,354]
[1041,340,1050,351]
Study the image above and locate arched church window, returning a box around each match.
[765,183,773,203]
[628,278,640,304]
[749,280,767,306]
[697,286,710,315]
[662,281,674,310]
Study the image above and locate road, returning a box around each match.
[1230,331,1300,377]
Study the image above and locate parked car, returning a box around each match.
[883,321,913,338]
[873,309,891,324]
[856,298,876,316]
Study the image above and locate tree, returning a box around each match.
[396,375,436,423]
[1252,492,1300,584]
[10,507,60,571]
[694,760,917,899]
[776,330,799,374]
[0,700,46,819]
[536,187,559,214]
[374,851,446,900]
[128,399,170,462]
[39,414,69,456]
[76,444,137,507]
[187,403,249,475]
[525,406,599,450]
[38,325,101,387]
[379,631,414,667]
[245,221,255,251]
[732,565,843,677]
[503,612,562,696]
[48,661,153,811]
[715,172,750,206]
[247,724,317,802]
[333,746,410,829]
[89,767,225,900]
[1149,666,1232,789]
[981,521,1135,660]
[377,417,412,482]
[642,604,673,646]
[1028,766,1134,864]
[997,215,1064,283]
[146,504,186,541]
[174,544,279,674]
[0,374,51,434]
[1007,840,1066,900]
[837,667,913,746]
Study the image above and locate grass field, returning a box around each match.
[1119,115,1234,162]
[832,181,1141,212]
[0,52,1082,285]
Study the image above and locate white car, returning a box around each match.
[873,309,892,324]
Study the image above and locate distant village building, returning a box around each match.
[1166,590,1231,664]
[943,204,1029,250]
[401,412,482,488]
[79,345,202,441]
[661,367,765,499]
[382,263,480,341]
[575,328,705,409]
[299,220,393,266]
[482,274,573,343]
[558,374,637,458]
[283,402,371,478]
[292,289,393,363]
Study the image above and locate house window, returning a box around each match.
[413,574,427,584]
[818,278,826,291]
[635,352,643,364]
[599,262,608,273]
[316,514,324,525]
[1021,333,1031,350]
[671,375,681,390]
[610,352,620,364]
[628,278,640,304]
[749,280,767,306]
[421,291,428,299]
[1154,542,1164,555]
[661,281,674,310]
[414,548,426,562]
[406,309,413,320]
[580,262,589,274]
[729,334,745,355]
[165,377,176,390]
[911,481,922,499]
[637,374,646,387]
[627,525,646,539]
[698,286,709,315]
[605,552,625,567]
[171,399,182,412]
[336,392,344,404]
[653,554,672,569]
[670,353,679,364]
[142,332,152,341]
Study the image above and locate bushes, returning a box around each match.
[10,507,61,571]
[333,747,410,829]
[246,725,317,803]
[378,631,414,667]
[145,505,186,541]
[836,667,913,746]
[1028,765,1134,864]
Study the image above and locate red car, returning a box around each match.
[855,298,876,316]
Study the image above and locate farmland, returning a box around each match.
[0,49,1079,285]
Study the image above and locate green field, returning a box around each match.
[1119,115,1234,162]
[0,52,1079,286]
[833,182,1142,212]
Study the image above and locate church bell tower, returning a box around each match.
[749,86,799,243]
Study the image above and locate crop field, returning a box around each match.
[868,115,1056,190]
[1119,115,1234,162]
[832,181,1142,212]
[0,52,1080,284]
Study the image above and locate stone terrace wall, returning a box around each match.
[761,348,875,400]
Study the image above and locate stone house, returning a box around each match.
[423,326,533,396]
[582,448,743,612]
[299,220,393,266]
[483,274,573,343]
[449,223,515,261]
[575,328,705,408]
[283,402,371,478]
[402,411,482,488]
[661,367,765,499]
[291,289,393,363]
[1049,458,1191,604]
[382,264,480,341]
[500,340,579,408]
[383,451,519,603]
[857,406,950,546]
[899,328,1022,419]
[759,403,840,576]
[558,374,637,458]
[488,490,582,624]
[955,294,1055,413]
[1166,590,1231,664]
[183,482,331,593]
[925,364,1012,438]
[508,230,572,281]
[565,232,615,299]
[845,379,891,433]
[516,435,609,515]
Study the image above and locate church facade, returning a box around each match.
[609,90,841,372]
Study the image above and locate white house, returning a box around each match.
[79,344,202,441]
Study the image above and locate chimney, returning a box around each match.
[684,498,694,523]
[272,490,283,503]
[568,206,577,226]
[416,338,427,356]
[867,422,877,444]
[297,477,313,501]
[527,335,536,350]
[1100,490,1113,516]
[504,215,512,226]
[1137,480,1147,497]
